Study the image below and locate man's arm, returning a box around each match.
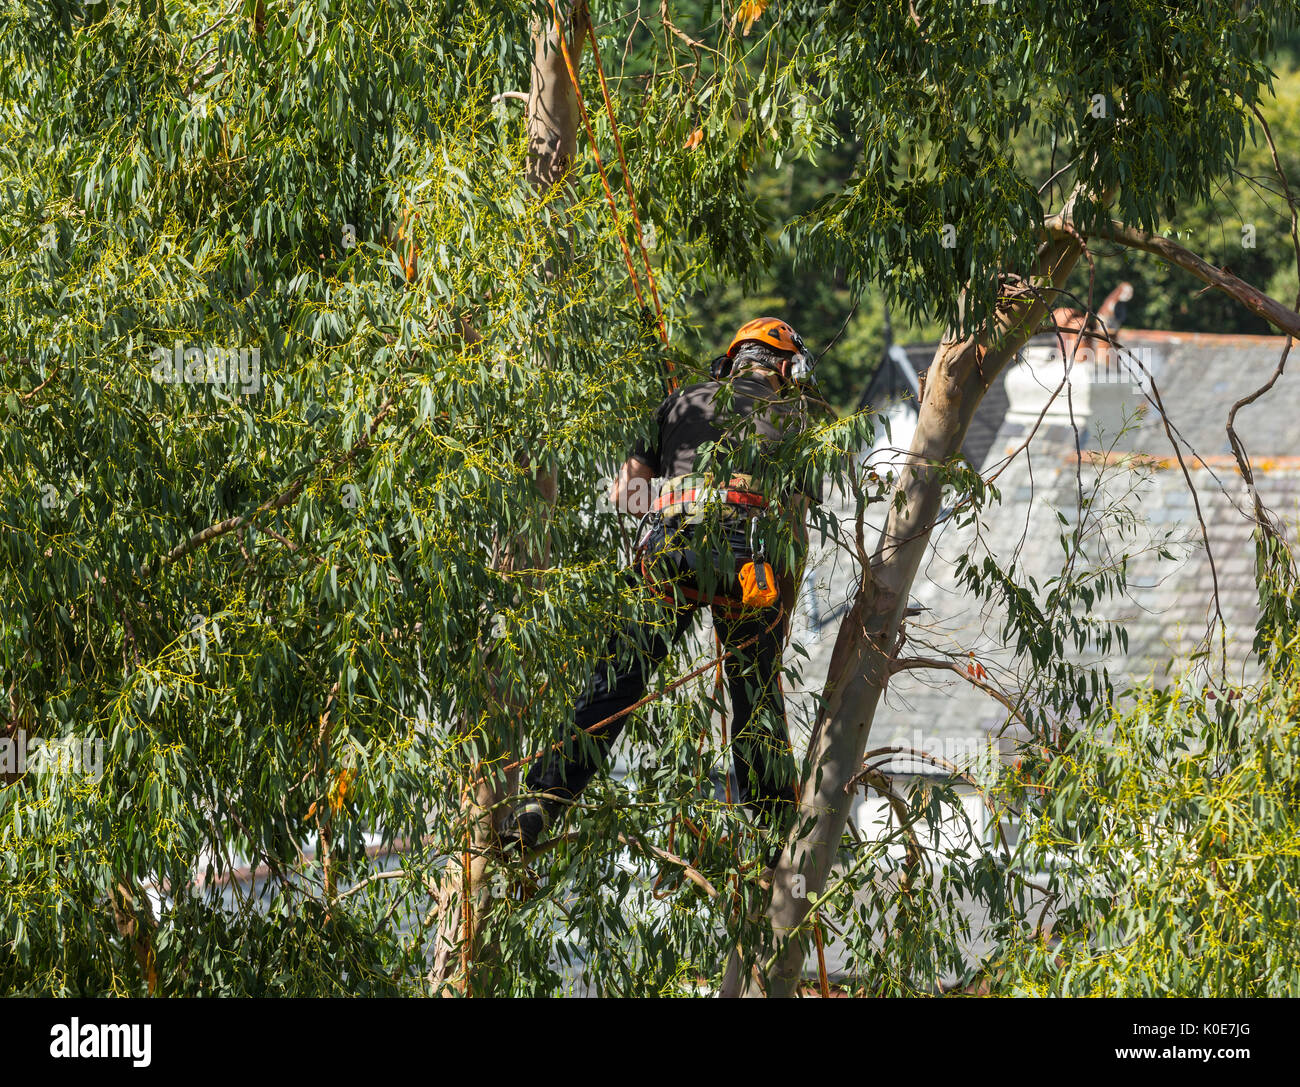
[609,456,655,515]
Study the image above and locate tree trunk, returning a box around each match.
[428,3,586,995]
[526,4,589,191]
[110,878,159,995]
[735,193,1100,998]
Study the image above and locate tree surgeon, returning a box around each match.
[500,318,825,851]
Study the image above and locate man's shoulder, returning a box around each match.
[660,379,723,415]
[677,378,723,398]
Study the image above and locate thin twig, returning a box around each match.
[18,362,60,402]
[337,868,407,900]
[141,391,397,577]
[890,655,1028,726]
[659,0,712,62]
[618,833,719,898]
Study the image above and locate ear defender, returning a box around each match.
[787,330,816,385]
[710,354,734,381]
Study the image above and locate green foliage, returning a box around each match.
[2,0,1298,996]
[1060,63,1300,331]
[784,0,1283,339]
[0,0,667,994]
[996,655,1300,996]
[685,2,1300,403]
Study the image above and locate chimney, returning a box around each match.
[1003,283,1156,444]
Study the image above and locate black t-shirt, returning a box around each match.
[629,373,823,505]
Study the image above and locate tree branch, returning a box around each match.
[890,656,1028,726]
[660,0,709,64]
[18,361,60,402]
[1049,214,1300,338]
[618,833,719,899]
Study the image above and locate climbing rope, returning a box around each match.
[510,23,831,991]
[547,0,675,390]
[583,18,668,343]
[715,631,731,805]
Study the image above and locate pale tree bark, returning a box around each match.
[110,878,159,995]
[527,3,589,191]
[732,184,1300,996]
[1065,217,1300,338]
[428,2,588,995]
[732,188,1104,998]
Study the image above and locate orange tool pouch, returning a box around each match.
[738,558,779,609]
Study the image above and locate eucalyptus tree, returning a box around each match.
[3,0,1300,998]
[0,0,665,993]
[0,0,827,995]
[733,0,1300,996]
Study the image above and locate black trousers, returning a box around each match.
[525,570,798,828]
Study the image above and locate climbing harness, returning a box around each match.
[634,472,782,621]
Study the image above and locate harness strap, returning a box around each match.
[638,551,752,621]
[652,487,767,514]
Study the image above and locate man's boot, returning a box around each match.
[496,799,553,852]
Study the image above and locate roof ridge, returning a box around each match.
[1113,329,1293,345]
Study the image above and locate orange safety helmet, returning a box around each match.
[727,317,804,358]
[715,316,816,384]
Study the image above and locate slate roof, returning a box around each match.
[784,330,1300,776]
[858,341,1011,472]
[1118,331,1300,457]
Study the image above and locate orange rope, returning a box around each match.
[715,629,731,805]
[813,918,830,998]
[548,5,647,312]
[584,19,669,348]
[547,1,675,390]
[461,783,473,982]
